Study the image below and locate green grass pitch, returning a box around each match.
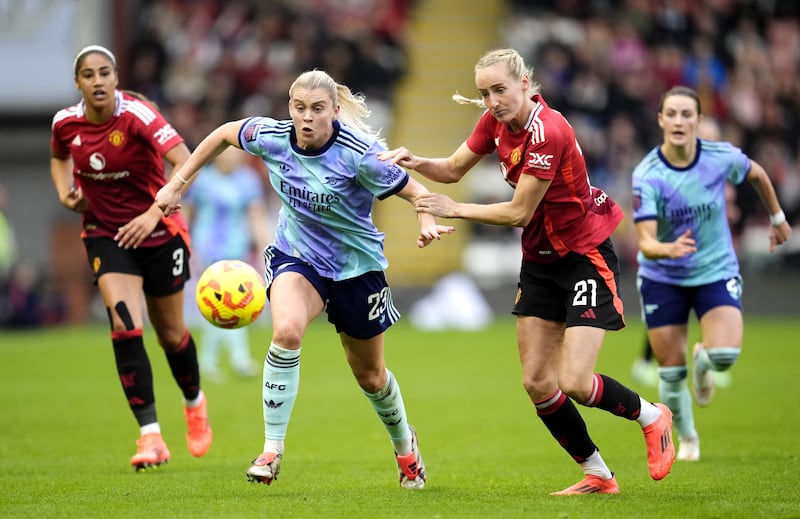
[1,317,798,518]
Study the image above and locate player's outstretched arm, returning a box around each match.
[156,120,246,215]
[395,177,455,248]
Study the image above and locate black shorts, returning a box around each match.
[513,238,625,330]
[83,235,191,297]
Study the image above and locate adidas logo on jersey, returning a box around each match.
[72,135,82,146]
[579,308,597,319]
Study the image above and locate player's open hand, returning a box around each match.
[417,223,456,248]
[115,206,161,249]
[378,146,420,170]
[415,192,457,218]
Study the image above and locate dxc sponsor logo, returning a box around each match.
[527,152,553,169]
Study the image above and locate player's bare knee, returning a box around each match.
[522,377,551,400]
[271,327,303,349]
[562,385,591,404]
[353,369,384,393]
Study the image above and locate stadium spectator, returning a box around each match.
[380,48,675,495]
[631,86,791,462]
[182,146,272,382]
[127,0,411,149]
[502,1,800,264]
[156,68,454,488]
[5,262,42,328]
[49,45,212,471]
[0,183,17,325]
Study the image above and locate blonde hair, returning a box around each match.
[452,48,540,108]
[289,70,384,145]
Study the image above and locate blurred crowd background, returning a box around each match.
[123,0,413,149]
[1,0,798,328]
[505,0,800,267]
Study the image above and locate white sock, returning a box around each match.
[636,398,662,428]
[580,450,613,479]
[184,390,204,408]
[140,422,161,435]
[264,439,285,454]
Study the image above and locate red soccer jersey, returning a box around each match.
[466,94,623,263]
[51,90,188,247]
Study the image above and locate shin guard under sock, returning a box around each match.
[112,329,157,426]
[535,390,596,462]
[164,329,200,401]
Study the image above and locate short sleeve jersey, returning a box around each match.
[50,90,187,246]
[631,139,750,286]
[238,117,409,281]
[183,165,265,264]
[466,94,623,263]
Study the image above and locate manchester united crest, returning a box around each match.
[108,130,125,146]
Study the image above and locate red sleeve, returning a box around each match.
[50,117,69,157]
[144,108,184,155]
[465,110,497,155]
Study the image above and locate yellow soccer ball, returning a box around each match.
[195,259,266,329]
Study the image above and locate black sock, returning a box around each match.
[164,330,200,401]
[588,374,642,420]
[112,330,157,426]
[536,390,596,462]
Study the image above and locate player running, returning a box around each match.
[157,69,453,488]
[380,48,675,495]
[50,45,212,471]
[631,86,791,461]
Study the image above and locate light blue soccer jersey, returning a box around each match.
[183,164,264,264]
[238,117,409,281]
[632,139,750,286]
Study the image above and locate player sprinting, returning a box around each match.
[380,48,675,495]
[157,69,454,488]
[631,86,791,461]
[49,45,212,470]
